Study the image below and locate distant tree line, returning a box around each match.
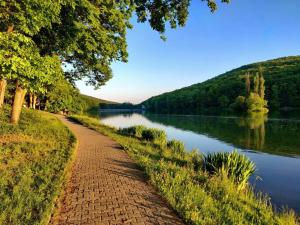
[142,56,300,115]
[100,102,141,110]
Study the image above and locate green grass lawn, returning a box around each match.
[0,108,76,225]
[70,115,299,225]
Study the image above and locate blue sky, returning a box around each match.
[76,0,300,104]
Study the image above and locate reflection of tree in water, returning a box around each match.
[114,113,300,156]
[237,113,267,150]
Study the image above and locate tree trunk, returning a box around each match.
[44,99,48,111]
[10,85,27,124]
[7,25,14,33]
[0,79,7,109]
[33,95,37,109]
[0,26,14,109]
[29,93,33,109]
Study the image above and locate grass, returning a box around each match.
[0,107,76,225]
[69,115,299,225]
[204,150,256,190]
[167,139,186,156]
[119,125,167,147]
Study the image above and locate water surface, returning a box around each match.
[100,113,300,213]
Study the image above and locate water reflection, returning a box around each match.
[142,114,300,157]
[237,114,267,151]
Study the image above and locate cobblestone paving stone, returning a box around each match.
[50,117,185,225]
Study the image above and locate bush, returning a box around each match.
[231,95,246,112]
[141,128,167,147]
[204,150,256,190]
[118,125,146,138]
[167,139,185,155]
[188,149,204,171]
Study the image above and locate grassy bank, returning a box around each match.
[70,115,299,225]
[0,108,76,225]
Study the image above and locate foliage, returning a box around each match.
[135,0,230,37]
[204,150,256,190]
[119,125,147,138]
[45,78,82,113]
[78,94,103,116]
[69,115,299,225]
[101,102,140,110]
[231,95,246,112]
[0,107,76,225]
[141,128,167,147]
[1,0,230,89]
[119,125,168,147]
[32,0,230,88]
[246,92,268,113]
[0,32,51,88]
[142,56,300,114]
[0,1,62,35]
[187,149,204,171]
[167,139,185,155]
[44,78,103,115]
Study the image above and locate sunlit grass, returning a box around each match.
[204,150,256,190]
[0,108,76,225]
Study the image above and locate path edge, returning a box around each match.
[46,115,79,225]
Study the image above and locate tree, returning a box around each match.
[45,78,83,114]
[253,73,259,94]
[270,84,280,109]
[259,68,265,99]
[27,55,63,109]
[32,0,230,88]
[218,95,230,108]
[0,0,62,108]
[232,96,246,112]
[245,72,251,96]
[0,33,39,123]
[246,93,268,113]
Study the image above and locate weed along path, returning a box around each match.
[51,116,184,225]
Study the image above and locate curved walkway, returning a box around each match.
[51,117,184,225]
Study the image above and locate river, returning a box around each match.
[100,112,300,213]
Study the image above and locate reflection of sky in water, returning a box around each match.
[101,113,300,213]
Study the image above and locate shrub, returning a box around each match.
[119,125,146,138]
[188,149,204,171]
[167,139,185,155]
[204,150,256,190]
[141,128,167,147]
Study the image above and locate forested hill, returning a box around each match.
[142,56,300,114]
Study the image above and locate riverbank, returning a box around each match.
[0,108,76,225]
[70,115,299,225]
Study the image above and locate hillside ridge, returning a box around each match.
[142,55,300,114]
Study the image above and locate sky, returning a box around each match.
[76,0,300,104]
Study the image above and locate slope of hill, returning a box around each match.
[142,56,300,114]
[79,94,117,116]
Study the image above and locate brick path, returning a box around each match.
[50,117,184,225]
